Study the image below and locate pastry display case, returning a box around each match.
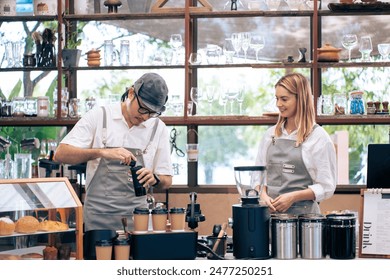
[0,177,83,260]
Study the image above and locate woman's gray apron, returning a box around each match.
[266,126,320,215]
[83,107,159,231]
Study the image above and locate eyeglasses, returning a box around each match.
[134,92,161,118]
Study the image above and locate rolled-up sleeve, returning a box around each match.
[303,128,337,202]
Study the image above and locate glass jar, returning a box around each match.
[349,91,365,115]
[68,98,81,118]
[85,96,96,112]
[54,100,68,118]
[12,97,25,117]
[333,94,347,115]
[24,97,37,117]
[37,96,50,117]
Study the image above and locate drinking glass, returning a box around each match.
[378,43,390,61]
[170,34,182,64]
[236,88,245,115]
[359,36,373,62]
[250,35,265,61]
[241,32,251,62]
[220,92,228,115]
[188,52,202,65]
[341,34,358,62]
[206,86,215,115]
[231,33,242,59]
[190,87,203,115]
[223,38,235,64]
[225,89,238,115]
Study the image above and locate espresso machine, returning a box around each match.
[230,166,270,259]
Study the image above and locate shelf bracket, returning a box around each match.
[151,0,212,13]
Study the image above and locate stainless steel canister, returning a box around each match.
[271,213,298,259]
[299,214,326,259]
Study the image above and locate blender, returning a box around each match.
[230,166,270,259]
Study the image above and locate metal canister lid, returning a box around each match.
[327,215,356,227]
[299,213,326,223]
[271,213,298,223]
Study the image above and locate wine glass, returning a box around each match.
[225,89,239,115]
[250,35,265,61]
[359,36,373,62]
[241,32,251,62]
[220,91,228,115]
[231,33,242,59]
[236,87,245,115]
[190,87,202,115]
[223,38,235,64]
[378,43,390,61]
[205,86,215,115]
[341,34,358,63]
[170,34,182,64]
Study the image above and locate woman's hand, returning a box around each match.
[271,193,295,213]
[260,190,276,212]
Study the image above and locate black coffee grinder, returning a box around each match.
[230,166,270,259]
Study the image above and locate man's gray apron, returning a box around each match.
[83,107,159,231]
[266,125,320,215]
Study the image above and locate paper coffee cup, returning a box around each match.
[133,207,150,233]
[169,207,186,232]
[95,240,113,260]
[152,208,168,232]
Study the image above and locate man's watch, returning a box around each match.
[152,174,160,187]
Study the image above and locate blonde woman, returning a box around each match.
[255,73,336,215]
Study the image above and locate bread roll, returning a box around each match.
[0,254,21,260]
[0,217,15,236]
[38,220,69,231]
[43,246,58,260]
[21,253,43,260]
[15,216,40,233]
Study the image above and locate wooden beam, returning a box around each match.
[151,0,212,13]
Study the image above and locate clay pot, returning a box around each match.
[317,44,342,62]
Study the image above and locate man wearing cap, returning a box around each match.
[54,73,173,234]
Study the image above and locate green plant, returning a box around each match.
[64,22,86,49]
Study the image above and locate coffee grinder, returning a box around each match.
[230,166,270,259]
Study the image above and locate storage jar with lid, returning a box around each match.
[24,97,37,117]
[69,98,81,118]
[12,97,25,117]
[349,91,365,115]
[333,94,347,115]
[37,96,49,117]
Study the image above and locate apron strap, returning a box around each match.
[101,106,107,148]
[100,106,159,154]
[143,119,159,154]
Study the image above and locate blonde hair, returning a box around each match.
[274,73,315,146]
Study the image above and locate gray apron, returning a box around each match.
[266,125,320,215]
[83,107,159,231]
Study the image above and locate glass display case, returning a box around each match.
[0,177,83,259]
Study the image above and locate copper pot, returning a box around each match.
[317,44,342,62]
